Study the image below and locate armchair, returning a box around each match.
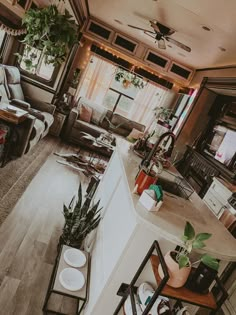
[0,65,56,154]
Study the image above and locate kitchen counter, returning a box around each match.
[84,139,236,315]
[119,139,236,261]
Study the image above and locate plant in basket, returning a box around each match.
[158,221,219,289]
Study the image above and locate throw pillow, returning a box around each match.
[80,104,93,123]
[91,106,107,126]
[127,128,144,142]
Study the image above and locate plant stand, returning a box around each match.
[43,245,90,315]
[113,240,228,315]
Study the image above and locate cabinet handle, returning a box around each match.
[209,198,216,207]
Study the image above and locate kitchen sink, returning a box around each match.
[156,176,194,200]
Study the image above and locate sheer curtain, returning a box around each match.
[130,82,167,129]
[75,55,115,105]
[75,55,169,130]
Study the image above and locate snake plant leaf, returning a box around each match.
[201,254,220,271]
[184,221,195,240]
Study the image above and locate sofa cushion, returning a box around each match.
[3,65,25,101]
[111,113,145,132]
[41,112,54,137]
[77,97,107,126]
[80,104,92,123]
[0,67,10,103]
[127,128,144,142]
[91,106,107,125]
[73,119,105,139]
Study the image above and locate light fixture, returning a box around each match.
[158,38,166,49]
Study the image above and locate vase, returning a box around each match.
[158,251,191,288]
[185,261,218,294]
[135,169,157,195]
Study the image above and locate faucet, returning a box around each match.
[141,131,176,170]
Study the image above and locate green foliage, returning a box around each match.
[115,68,145,89]
[176,221,219,271]
[60,183,102,249]
[18,3,79,67]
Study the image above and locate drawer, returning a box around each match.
[204,191,224,216]
[210,179,232,203]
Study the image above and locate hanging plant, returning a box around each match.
[16,3,79,67]
[115,67,145,89]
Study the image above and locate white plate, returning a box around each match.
[64,248,87,268]
[59,268,85,291]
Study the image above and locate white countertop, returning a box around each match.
[116,138,236,261]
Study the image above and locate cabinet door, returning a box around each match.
[204,191,224,216]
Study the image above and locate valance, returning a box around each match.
[0,21,26,36]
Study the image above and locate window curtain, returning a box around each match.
[75,54,169,129]
[75,55,116,105]
[130,82,167,129]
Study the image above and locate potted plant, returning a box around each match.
[158,221,219,288]
[115,68,145,89]
[16,3,79,69]
[59,183,102,250]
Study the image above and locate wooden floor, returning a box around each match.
[0,139,91,315]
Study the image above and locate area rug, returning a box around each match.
[0,136,59,226]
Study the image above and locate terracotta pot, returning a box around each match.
[158,251,191,288]
[122,79,131,89]
[135,169,157,195]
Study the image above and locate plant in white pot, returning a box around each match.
[158,221,219,288]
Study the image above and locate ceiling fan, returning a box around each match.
[128,20,191,52]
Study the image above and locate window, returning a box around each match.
[19,45,57,82]
[0,30,6,49]
[77,55,169,128]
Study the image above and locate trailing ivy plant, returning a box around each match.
[16,3,79,68]
[115,67,145,89]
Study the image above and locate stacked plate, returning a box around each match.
[59,248,87,291]
[63,248,87,268]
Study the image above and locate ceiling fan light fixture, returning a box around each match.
[158,38,166,49]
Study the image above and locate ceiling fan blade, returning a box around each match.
[127,24,155,34]
[144,31,157,40]
[150,20,161,33]
[165,36,191,52]
[150,20,175,36]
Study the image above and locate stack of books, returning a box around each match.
[0,104,28,124]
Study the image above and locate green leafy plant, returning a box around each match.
[17,3,79,67]
[153,106,173,123]
[176,221,219,271]
[60,183,102,249]
[115,68,145,89]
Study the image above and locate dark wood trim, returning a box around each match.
[85,0,90,17]
[52,43,79,103]
[21,75,55,94]
[69,0,84,25]
[175,79,207,140]
[196,65,236,72]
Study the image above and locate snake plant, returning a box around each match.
[60,183,102,249]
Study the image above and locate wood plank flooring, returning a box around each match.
[0,139,91,315]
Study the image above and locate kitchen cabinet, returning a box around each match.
[203,177,232,217]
